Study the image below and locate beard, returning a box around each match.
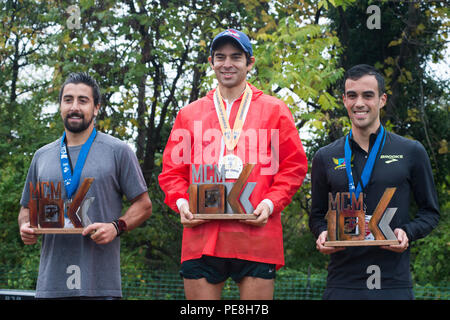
[63,112,94,133]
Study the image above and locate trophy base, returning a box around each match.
[33,228,85,234]
[324,240,399,247]
[193,214,257,220]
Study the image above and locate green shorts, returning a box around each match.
[180,255,276,284]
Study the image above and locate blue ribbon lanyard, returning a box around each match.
[60,128,97,199]
[344,126,386,202]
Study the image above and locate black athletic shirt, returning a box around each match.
[309,128,440,289]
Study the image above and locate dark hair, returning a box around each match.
[59,72,101,106]
[210,37,252,66]
[344,64,385,96]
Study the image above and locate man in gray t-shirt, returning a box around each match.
[18,72,152,299]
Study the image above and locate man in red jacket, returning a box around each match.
[158,29,307,299]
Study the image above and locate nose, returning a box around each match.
[69,98,81,111]
[222,56,233,68]
[354,95,365,108]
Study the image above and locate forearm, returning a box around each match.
[159,167,190,213]
[309,151,330,238]
[263,111,308,213]
[18,206,30,228]
[309,211,328,239]
[18,206,39,245]
[83,192,151,243]
[263,145,308,213]
[404,141,440,241]
[120,192,152,231]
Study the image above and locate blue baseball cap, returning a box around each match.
[210,29,253,56]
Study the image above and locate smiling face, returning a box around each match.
[343,75,387,134]
[60,83,99,134]
[208,42,255,90]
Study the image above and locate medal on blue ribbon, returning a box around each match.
[344,126,386,203]
[60,128,97,202]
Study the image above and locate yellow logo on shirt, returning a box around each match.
[332,155,354,170]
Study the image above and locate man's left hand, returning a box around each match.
[240,202,270,227]
[82,222,118,245]
[381,228,409,253]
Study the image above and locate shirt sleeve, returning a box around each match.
[262,103,308,214]
[20,151,40,208]
[118,143,148,201]
[401,141,440,241]
[158,109,191,213]
[309,149,329,239]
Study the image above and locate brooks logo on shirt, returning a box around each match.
[380,154,403,164]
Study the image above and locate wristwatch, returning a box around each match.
[112,219,127,236]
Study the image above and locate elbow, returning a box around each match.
[145,199,153,219]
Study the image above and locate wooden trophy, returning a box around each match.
[189,163,257,220]
[324,188,399,247]
[29,178,94,234]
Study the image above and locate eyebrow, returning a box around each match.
[63,94,90,100]
[214,52,244,57]
[345,90,375,95]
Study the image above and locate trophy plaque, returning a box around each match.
[324,187,399,247]
[29,178,94,234]
[198,184,225,214]
[189,163,257,220]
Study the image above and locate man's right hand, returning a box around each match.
[20,222,39,245]
[316,231,345,255]
[179,203,207,228]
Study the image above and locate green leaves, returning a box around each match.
[249,12,345,151]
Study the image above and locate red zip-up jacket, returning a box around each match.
[158,83,307,269]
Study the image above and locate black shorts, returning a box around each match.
[180,255,276,284]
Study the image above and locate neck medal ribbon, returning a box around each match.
[344,126,386,202]
[60,128,97,200]
[214,84,252,179]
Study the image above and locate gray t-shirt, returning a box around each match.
[20,132,147,298]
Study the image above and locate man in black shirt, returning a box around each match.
[309,64,440,299]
